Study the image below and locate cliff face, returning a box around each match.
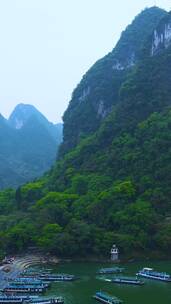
[60,7,166,155]
[151,12,171,55]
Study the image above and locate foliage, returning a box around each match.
[60,7,166,154]
[0,8,171,260]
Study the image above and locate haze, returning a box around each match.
[0,0,170,123]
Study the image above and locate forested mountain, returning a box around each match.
[0,7,171,260]
[60,6,166,155]
[0,104,63,189]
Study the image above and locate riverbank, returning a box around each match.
[0,253,61,290]
[1,250,171,274]
[0,254,60,274]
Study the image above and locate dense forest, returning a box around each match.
[0,7,171,260]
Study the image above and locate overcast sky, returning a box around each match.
[0,0,170,123]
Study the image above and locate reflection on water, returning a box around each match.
[40,261,171,304]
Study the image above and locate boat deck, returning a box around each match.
[94,291,122,304]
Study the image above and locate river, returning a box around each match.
[43,260,171,304]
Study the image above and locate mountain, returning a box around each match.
[60,6,166,155]
[1,7,171,259]
[8,103,43,129]
[0,114,22,189]
[8,103,62,142]
[0,104,63,189]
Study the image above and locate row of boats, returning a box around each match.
[98,266,171,283]
[1,276,76,294]
[93,266,171,304]
[98,267,143,286]
[0,268,78,304]
[0,293,122,304]
[1,265,171,304]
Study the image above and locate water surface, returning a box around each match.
[44,261,171,304]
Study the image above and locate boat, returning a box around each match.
[10,280,49,289]
[0,296,64,304]
[38,274,76,282]
[19,275,39,279]
[2,284,45,294]
[93,292,122,304]
[136,267,171,282]
[20,273,40,279]
[30,297,64,304]
[107,276,144,285]
[21,270,51,277]
[98,267,124,274]
[0,296,30,304]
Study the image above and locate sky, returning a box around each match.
[0,0,171,123]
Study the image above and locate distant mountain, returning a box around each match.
[8,103,42,129]
[0,104,63,189]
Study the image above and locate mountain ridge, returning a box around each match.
[0,7,171,259]
[0,104,63,189]
[60,6,167,155]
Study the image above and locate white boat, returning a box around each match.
[136,267,171,282]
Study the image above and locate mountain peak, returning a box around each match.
[0,103,63,189]
[112,6,166,69]
[8,103,48,130]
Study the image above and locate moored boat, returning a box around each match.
[0,296,30,304]
[20,270,51,278]
[10,280,49,289]
[10,279,49,288]
[93,291,122,304]
[136,267,171,282]
[38,274,76,282]
[0,296,64,304]
[106,277,144,285]
[98,267,124,274]
[2,284,45,294]
[20,274,40,279]
[13,279,43,284]
[30,297,64,304]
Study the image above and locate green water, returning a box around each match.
[45,261,171,304]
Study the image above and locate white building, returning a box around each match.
[111,244,119,261]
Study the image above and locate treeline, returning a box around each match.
[0,108,171,259]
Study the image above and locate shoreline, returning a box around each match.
[2,253,171,273]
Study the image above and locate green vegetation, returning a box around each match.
[1,107,171,258]
[60,6,166,154]
[0,7,171,260]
